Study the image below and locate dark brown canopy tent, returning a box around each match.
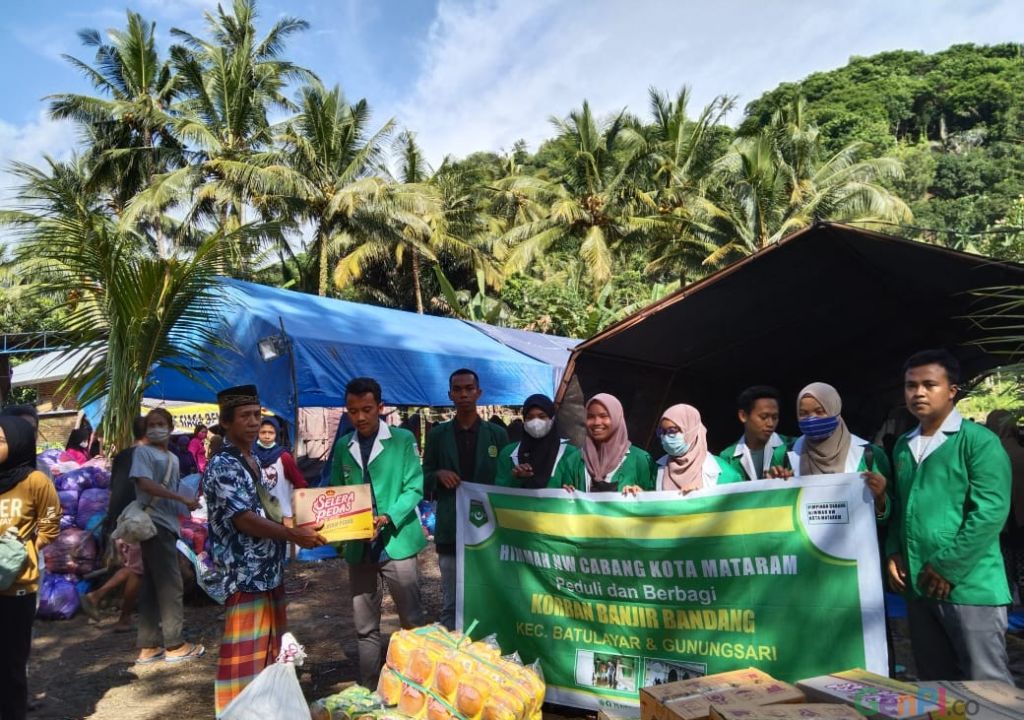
[556,222,1024,454]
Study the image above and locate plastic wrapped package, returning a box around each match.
[76,488,110,530]
[54,466,102,493]
[37,573,80,619]
[309,685,384,720]
[377,626,545,720]
[220,633,309,720]
[43,527,98,575]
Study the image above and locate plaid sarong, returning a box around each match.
[214,586,287,716]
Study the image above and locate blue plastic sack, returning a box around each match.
[418,500,436,535]
[76,488,110,530]
[295,545,338,562]
[37,573,80,620]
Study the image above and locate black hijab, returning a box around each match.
[0,416,37,494]
[517,394,561,489]
[66,427,91,452]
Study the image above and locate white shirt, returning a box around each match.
[655,453,722,492]
[260,455,294,518]
[906,409,963,464]
[732,432,786,481]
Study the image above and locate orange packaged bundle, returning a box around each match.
[377,626,545,720]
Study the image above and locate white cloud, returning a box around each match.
[394,0,1024,165]
[0,112,78,238]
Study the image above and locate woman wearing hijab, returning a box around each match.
[655,404,743,493]
[187,424,209,474]
[570,393,655,493]
[254,418,307,527]
[0,405,38,433]
[496,394,585,489]
[773,382,889,517]
[0,416,61,719]
[59,427,92,465]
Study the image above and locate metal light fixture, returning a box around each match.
[257,334,289,362]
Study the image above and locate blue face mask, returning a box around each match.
[660,433,691,457]
[799,415,840,441]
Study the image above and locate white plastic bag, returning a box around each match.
[219,632,309,720]
[110,501,157,544]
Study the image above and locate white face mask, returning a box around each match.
[146,427,170,444]
[523,417,554,439]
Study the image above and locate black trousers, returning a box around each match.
[0,592,36,720]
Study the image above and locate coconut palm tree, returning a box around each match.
[1,157,224,449]
[47,10,184,216]
[496,101,657,288]
[274,82,398,296]
[640,86,734,279]
[124,0,312,273]
[333,131,495,313]
[697,97,912,266]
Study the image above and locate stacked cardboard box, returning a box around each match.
[797,669,1024,720]
[708,706,867,720]
[640,668,805,720]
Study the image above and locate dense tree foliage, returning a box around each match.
[2,2,1022,365]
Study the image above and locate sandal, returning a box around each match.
[135,650,165,665]
[164,643,206,663]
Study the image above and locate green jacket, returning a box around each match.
[423,418,509,545]
[329,423,426,563]
[719,433,790,481]
[655,453,744,490]
[563,444,656,492]
[495,439,586,489]
[885,412,1011,605]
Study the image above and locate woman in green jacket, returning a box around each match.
[568,393,655,494]
[773,382,890,518]
[655,404,743,492]
[496,394,585,489]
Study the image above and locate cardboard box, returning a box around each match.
[599,708,642,720]
[661,682,805,720]
[928,681,1024,720]
[639,668,802,720]
[641,669,778,720]
[293,485,374,543]
[797,669,941,720]
[709,704,866,720]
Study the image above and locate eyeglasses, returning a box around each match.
[656,427,683,438]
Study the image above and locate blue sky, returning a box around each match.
[0,0,1021,183]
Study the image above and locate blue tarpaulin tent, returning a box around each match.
[145,279,574,424]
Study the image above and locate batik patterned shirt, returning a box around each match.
[203,444,285,596]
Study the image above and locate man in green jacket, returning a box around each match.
[886,349,1013,683]
[422,368,509,629]
[329,377,426,687]
[719,385,789,481]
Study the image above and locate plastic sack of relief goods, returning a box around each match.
[377,625,545,720]
[220,633,309,720]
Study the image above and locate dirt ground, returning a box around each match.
[27,547,1024,720]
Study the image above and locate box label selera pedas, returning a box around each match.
[293,485,374,543]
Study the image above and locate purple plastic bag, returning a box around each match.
[58,490,79,518]
[87,465,111,490]
[37,448,62,475]
[76,488,110,530]
[43,527,98,575]
[54,467,95,493]
[37,573,80,620]
[60,515,76,531]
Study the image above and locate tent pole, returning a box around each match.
[279,316,301,453]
